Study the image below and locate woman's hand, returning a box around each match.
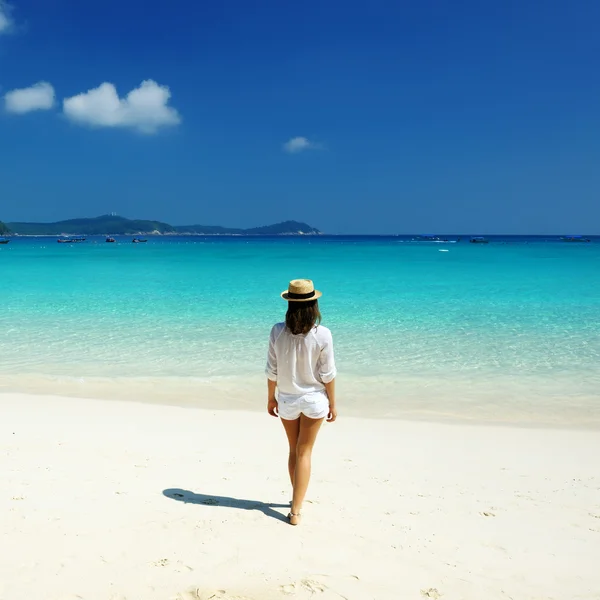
[324,379,336,422]
[267,397,279,417]
[327,405,337,422]
[267,379,278,417]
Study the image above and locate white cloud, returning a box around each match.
[283,136,319,153]
[4,82,56,114]
[62,80,181,134]
[0,1,14,34]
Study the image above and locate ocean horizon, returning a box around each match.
[2,234,599,428]
[5,233,600,238]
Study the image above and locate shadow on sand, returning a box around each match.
[163,488,290,523]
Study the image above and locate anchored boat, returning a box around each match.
[413,235,455,243]
[57,236,86,243]
[561,236,590,243]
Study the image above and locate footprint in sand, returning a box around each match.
[201,591,252,600]
[280,583,296,595]
[153,558,194,573]
[301,579,326,593]
[420,588,441,599]
[176,588,253,600]
[280,579,327,596]
[153,558,170,567]
[480,511,496,517]
[174,589,202,600]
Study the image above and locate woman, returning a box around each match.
[266,279,337,526]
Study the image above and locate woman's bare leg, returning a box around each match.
[291,414,324,521]
[281,417,301,487]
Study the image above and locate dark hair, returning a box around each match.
[285,299,322,335]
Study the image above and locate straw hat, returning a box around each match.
[281,279,322,302]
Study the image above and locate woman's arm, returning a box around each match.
[318,329,337,421]
[324,379,337,422]
[266,326,279,416]
[267,379,278,417]
[324,379,335,407]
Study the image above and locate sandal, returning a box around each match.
[288,511,302,526]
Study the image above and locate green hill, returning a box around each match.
[0,221,11,236]
[6,215,322,236]
[174,220,320,235]
[245,220,321,235]
[174,224,244,234]
[7,215,176,236]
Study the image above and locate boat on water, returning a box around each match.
[132,238,148,243]
[470,236,489,244]
[561,236,591,243]
[413,235,456,243]
[57,236,86,243]
[106,237,116,243]
[0,237,9,245]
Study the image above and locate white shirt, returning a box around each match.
[265,323,337,399]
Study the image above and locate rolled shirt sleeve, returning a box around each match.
[265,325,278,381]
[317,328,337,383]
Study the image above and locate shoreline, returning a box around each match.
[2,392,599,599]
[1,369,599,430]
[3,391,600,433]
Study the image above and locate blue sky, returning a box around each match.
[1,0,599,234]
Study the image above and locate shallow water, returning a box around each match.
[1,235,599,426]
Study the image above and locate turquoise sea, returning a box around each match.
[1,236,599,426]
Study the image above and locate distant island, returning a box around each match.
[3,215,322,236]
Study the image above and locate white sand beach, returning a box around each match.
[1,393,599,600]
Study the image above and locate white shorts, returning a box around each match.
[277,392,329,421]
